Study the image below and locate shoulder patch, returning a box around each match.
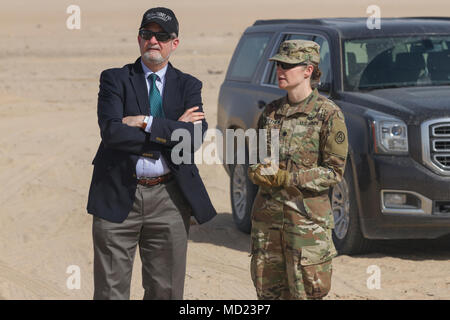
[335,131,346,144]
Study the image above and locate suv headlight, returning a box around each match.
[369,114,408,155]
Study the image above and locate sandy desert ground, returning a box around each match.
[0,0,449,300]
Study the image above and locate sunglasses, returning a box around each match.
[139,29,173,42]
[276,61,307,70]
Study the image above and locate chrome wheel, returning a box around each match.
[332,179,350,240]
[232,164,247,220]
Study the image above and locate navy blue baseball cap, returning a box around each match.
[140,7,179,36]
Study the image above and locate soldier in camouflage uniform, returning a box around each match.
[248,40,348,300]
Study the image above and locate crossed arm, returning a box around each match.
[98,69,206,156]
[122,106,205,128]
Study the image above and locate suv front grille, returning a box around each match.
[421,118,450,176]
[432,139,450,151]
[434,155,450,168]
[432,124,450,136]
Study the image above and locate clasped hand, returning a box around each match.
[247,162,290,188]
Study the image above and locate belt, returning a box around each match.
[137,173,172,187]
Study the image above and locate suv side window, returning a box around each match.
[263,33,332,91]
[228,33,272,81]
[313,35,332,90]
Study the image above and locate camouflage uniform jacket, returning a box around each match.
[256,88,348,229]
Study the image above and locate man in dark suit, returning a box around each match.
[87,7,216,300]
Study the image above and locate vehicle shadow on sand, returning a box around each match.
[189,212,251,253]
[354,237,450,261]
[190,213,450,261]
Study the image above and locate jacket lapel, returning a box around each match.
[129,58,149,115]
[162,63,179,120]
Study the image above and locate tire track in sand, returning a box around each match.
[0,260,68,299]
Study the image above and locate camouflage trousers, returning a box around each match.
[250,191,337,300]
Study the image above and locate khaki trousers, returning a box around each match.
[92,179,191,300]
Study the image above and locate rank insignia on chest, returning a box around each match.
[266,117,281,125]
[317,109,327,121]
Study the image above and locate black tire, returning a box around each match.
[230,163,258,234]
[330,166,372,255]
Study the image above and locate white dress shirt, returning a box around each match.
[136,61,171,178]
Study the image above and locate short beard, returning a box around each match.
[142,50,171,66]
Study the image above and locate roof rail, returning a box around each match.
[253,17,450,26]
[253,19,325,26]
[404,16,450,21]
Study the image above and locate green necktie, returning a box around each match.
[148,73,164,118]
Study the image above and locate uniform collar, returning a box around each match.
[276,88,320,118]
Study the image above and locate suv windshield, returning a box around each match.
[343,35,450,91]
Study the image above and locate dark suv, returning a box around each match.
[217,17,450,254]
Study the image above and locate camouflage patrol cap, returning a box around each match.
[270,40,320,65]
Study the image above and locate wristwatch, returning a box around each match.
[141,116,150,130]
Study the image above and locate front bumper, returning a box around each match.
[356,154,450,239]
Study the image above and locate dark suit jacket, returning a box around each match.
[87,58,217,224]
